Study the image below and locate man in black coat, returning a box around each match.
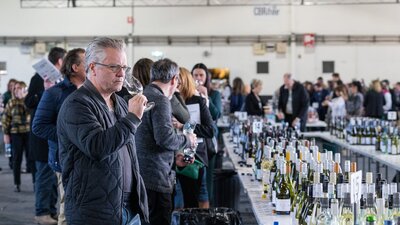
[25,47,66,225]
[278,73,310,132]
[57,37,149,225]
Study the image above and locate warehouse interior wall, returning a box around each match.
[0,0,399,94]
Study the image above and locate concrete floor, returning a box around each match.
[0,156,37,225]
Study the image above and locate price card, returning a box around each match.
[387,111,397,121]
[252,121,263,133]
[235,112,248,121]
[350,170,362,204]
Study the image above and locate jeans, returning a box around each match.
[122,207,141,225]
[35,161,57,216]
[173,180,184,209]
[198,168,209,202]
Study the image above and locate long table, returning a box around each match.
[222,133,291,225]
[223,131,400,224]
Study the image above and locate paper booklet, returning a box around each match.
[32,58,62,83]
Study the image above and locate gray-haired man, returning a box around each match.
[57,37,149,225]
[135,58,197,225]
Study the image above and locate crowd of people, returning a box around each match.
[229,72,400,131]
[1,37,400,225]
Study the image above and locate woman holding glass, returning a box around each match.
[173,67,214,208]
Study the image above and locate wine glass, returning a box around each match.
[182,121,197,162]
[124,74,155,112]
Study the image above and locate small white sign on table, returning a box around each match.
[388,111,397,121]
[253,121,263,133]
[234,111,248,121]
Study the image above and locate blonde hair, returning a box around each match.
[371,79,382,93]
[179,67,197,101]
[251,79,262,90]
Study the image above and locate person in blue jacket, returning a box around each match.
[32,48,86,225]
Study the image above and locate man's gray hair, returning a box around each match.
[150,58,179,83]
[85,37,126,74]
[284,73,292,79]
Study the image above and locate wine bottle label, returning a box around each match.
[262,171,270,184]
[291,211,298,225]
[361,137,366,145]
[275,198,291,212]
[256,169,263,180]
[337,184,343,198]
[272,191,276,204]
[270,172,276,184]
[392,145,397,155]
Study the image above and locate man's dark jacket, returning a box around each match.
[135,84,190,194]
[25,73,49,162]
[57,80,149,225]
[278,81,310,129]
[33,77,77,172]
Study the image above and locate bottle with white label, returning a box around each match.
[276,161,291,215]
[316,197,333,225]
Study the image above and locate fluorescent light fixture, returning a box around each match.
[151,51,164,59]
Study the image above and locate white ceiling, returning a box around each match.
[20,0,399,8]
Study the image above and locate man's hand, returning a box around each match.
[176,152,194,167]
[186,133,197,149]
[292,117,300,128]
[128,94,148,119]
[44,79,55,90]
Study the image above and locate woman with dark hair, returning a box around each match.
[230,77,246,113]
[191,63,222,121]
[323,85,348,121]
[133,58,153,86]
[116,58,153,99]
[346,80,364,117]
[191,63,221,208]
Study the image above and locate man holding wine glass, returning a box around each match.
[135,58,197,225]
[57,37,149,225]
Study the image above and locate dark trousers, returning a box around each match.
[11,133,33,185]
[144,189,172,225]
[35,161,57,216]
[177,167,205,208]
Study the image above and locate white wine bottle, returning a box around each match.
[340,193,354,225]
[276,161,291,215]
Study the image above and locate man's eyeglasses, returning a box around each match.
[93,62,131,74]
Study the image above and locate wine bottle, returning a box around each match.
[340,193,354,225]
[316,197,333,225]
[275,161,291,215]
